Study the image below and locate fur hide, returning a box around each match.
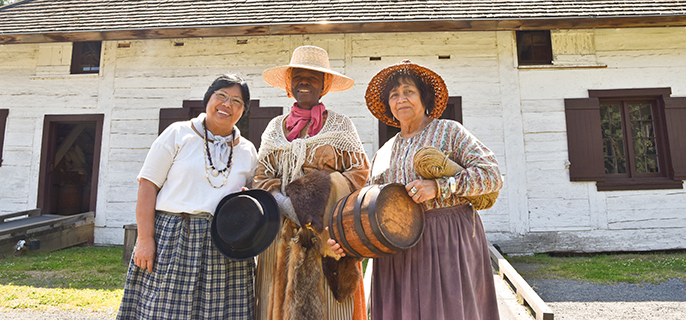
[283,226,325,320]
[269,170,361,319]
[268,220,296,320]
[322,256,363,303]
[285,170,331,232]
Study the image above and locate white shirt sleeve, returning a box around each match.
[137,122,180,189]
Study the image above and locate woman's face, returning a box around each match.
[388,77,425,125]
[205,85,245,136]
[290,68,324,110]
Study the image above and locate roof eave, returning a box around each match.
[2,15,686,44]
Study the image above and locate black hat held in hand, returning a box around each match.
[211,189,280,260]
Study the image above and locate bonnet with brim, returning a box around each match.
[365,60,449,128]
[263,45,354,97]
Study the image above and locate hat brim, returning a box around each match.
[365,61,449,128]
[211,189,280,260]
[263,64,355,93]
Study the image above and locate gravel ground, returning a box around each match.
[549,301,686,320]
[0,308,115,319]
[511,261,686,319]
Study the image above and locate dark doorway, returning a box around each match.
[37,114,104,215]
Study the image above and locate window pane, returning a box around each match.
[628,102,659,174]
[517,31,552,65]
[71,41,102,74]
[80,42,101,72]
[600,104,626,174]
[604,157,616,174]
[646,155,659,173]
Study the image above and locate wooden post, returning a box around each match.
[122,224,137,267]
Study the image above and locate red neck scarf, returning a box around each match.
[285,102,326,142]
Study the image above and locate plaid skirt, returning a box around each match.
[117,211,255,320]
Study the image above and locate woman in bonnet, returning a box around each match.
[117,74,258,320]
[332,60,504,320]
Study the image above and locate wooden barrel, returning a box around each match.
[328,183,425,258]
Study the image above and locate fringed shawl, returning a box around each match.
[258,110,367,192]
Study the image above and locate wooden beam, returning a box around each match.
[489,243,554,320]
[0,208,41,223]
[1,16,686,44]
[52,124,85,170]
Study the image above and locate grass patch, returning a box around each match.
[0,246,126,312]
[507,251,686,284]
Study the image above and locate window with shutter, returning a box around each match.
[564,88,685,191]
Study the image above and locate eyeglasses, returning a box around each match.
[214,91,245,108]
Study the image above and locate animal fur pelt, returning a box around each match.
[285,170,332,232]
[322,256,363,303]
[270,170,362,319]
[283,226,326,320]
[267,220,296,320]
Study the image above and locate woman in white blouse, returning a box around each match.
[117,74,258,320]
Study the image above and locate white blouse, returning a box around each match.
[137,113,258,215]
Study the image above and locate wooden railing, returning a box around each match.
[489,243,554,320]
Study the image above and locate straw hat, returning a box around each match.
[263,45,354,95]
[211,189,280,260]
[365,60,449,128]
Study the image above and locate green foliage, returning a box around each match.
[507,251,686,284]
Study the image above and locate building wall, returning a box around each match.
[0,28,684,253]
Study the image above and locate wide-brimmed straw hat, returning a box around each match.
[211,189,280,260]
[263,45,354,94]
[365,60,449,128]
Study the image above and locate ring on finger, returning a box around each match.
[410,187,418,195]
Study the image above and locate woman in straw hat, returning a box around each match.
[356,60,503,319]
[117,74,259,319]
[254,45,370,320]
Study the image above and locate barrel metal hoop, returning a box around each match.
[335,192,362,258]
[353,185,387,257]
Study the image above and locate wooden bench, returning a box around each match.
[0,209,94,259]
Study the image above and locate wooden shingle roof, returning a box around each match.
[2,0,686,44]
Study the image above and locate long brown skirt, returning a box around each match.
[371,204,499,320]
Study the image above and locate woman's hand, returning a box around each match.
[134,236,156,273]
[134,178,160,274]
[406,179,439,203]
[325,227,346,257]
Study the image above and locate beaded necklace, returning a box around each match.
[202,119,235,188]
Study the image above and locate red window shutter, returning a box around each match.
[247,101,282,150]
[664,97,686,180]
[564,98,605,181]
